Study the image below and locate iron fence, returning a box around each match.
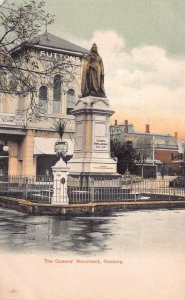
[0,175,53,203]
[67,176,140,204]
[0,175,185,204]
[123,177,185,201]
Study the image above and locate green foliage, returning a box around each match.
[134,137,152,163]
[52,118,74,142]
[0,0,55,117]
[0,1,79,118]
[52,118,67,141]
[0,2,53,86]
[110,137,136,174]
[0,0,54,50]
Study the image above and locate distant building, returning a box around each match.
[177,141,185,155]
[0,32,87,177]
[110,120,179,175]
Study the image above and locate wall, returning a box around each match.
[155,149,180,173]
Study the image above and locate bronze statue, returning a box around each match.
[81,43,106,98]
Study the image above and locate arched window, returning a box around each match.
[67,89,75,114]
[53,74,62,114]
[39,86,47,114]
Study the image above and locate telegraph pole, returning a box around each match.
[152,135,155,165]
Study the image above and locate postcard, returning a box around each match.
[0,0,185,300]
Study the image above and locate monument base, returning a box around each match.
[68,96,120,185]
[68,151,121,189]
[68,157,117,173]
[68,156,121,187]
[69,172,121,187]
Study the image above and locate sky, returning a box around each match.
[15,0,185,139]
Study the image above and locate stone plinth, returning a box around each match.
[68,96,119,179]
[51,159,70,205]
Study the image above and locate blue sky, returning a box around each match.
[46,0,185,57]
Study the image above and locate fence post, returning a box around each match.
[23,176,28,198]
[169,180,171,202]
[51,159,70,205]
[173,179,176,198]
[48,177,51,204]
[134,178,137,202]
[90,177,95,203]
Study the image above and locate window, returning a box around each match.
[39,86,47,114]
[67,89,75,114]
[36,155,58,177]
[0,144,8,176]
[53,75,62,114]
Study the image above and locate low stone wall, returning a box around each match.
[0,195,185,216]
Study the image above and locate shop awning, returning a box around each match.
[144,159,163,165]
[34,137,74,155]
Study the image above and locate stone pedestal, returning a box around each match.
[51,159,70,205]
[68,96,119,182]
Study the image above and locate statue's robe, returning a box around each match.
[81,53,106,98]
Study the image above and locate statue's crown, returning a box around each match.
[92,42,97,47]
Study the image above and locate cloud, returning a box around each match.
[75,30,185,138]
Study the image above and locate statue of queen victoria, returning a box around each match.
[81,43,106,98]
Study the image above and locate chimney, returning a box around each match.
[146,124,150,134]
[124,120,128,133]
[114,119,117,126]
[175,132,178,140]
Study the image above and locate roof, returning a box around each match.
[111,123,175,139]
[110,124,136,134]
[145,159,163,165]
[118,124,136,134]
[34,32,88,54]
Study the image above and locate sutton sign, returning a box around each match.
[38,50,81,64]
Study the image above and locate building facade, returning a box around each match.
[111,120,179,175]
[0,32,87,177]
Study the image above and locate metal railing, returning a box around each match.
[0,175,185,204]
[129,178,185,201]
[0,176,53,203]
[67,176,140,204]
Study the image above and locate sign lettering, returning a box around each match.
[94,138,108,151]
[38,50,81,64]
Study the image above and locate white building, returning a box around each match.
[0,32,87,177]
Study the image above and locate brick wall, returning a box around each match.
[155,149,179,172]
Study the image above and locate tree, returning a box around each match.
[171,152,185,176]
[134,136,152,164]
[110,137,136,174]
[0,0,79,118]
